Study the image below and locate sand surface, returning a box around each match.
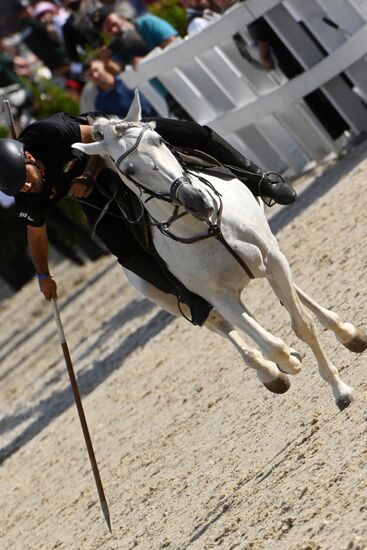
[0,144,366,550]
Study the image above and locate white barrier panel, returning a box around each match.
[121,0,367,175]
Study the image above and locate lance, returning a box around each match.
[2,98,112,531]
[3,98,17,139]
[51,299,111,532]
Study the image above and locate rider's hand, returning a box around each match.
[70,176,93,198]
[38,275,57,301]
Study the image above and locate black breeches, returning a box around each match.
[80,173,187,295]
[81,182,138,264]
[149,117,264,193]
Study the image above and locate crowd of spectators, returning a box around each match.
[0,0,237,136]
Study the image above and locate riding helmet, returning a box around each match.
[0,139,26,196]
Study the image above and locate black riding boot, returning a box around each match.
[203,128,297,205]
[151,117,297,204]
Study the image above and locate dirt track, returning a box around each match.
[0,143,367,550]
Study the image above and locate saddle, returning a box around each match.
[174,147,246,181]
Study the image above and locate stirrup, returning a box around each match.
[259,172,297,206]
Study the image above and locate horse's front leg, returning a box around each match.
[267,251,355,410]
[294,285,367,353]
[206,292,303,376]
[205,310,290,394]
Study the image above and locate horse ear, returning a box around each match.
[72,142,106,156]
[124,89,142,122]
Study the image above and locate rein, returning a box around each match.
[91,124,255,280]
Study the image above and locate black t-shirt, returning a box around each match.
[15,112,88,227]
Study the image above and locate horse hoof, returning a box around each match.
[277,350,302,375]
[264,373,290,394]
[337,395,353,411]
[343,329,367,353]
[290,349,302,363]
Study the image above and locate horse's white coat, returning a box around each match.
[73,91,366,408]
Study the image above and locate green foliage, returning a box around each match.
[29,78,80,119]
[0,125,8,138]
[148,0,187,36]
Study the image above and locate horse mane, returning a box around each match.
[92,117,156,142]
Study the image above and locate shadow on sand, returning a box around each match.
[269,145,367,235]
[0,294,174,464]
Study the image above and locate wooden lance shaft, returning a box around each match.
[51,299,112,532]
[2,97,111,531]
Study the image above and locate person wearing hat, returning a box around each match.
[16,0,69,74]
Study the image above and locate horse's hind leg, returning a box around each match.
[267,251,354,410]
[205,310,290,394]
[125,270,290,394]
[295,285,367,353]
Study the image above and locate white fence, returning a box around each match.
[121,0,367,176]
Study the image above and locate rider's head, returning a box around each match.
[0,139,26,196]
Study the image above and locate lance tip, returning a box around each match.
[100,500,112,533]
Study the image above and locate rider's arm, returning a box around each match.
[27,224,57,300]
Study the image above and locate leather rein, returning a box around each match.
[103,125,254,280]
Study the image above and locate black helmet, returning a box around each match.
[0,139,26,196]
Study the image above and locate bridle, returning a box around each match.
[92,123,255,279]
[113,124,223,241]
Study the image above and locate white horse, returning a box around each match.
[73,91,367,410]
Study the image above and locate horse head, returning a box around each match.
[72,90,214,221]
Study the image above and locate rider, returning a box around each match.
[0,113,296,324]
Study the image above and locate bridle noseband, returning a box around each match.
[102,123,254,279]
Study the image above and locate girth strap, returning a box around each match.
[215,234,254,279]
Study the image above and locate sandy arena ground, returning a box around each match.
[0,143,367,550]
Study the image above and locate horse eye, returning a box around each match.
[125,163,135,175]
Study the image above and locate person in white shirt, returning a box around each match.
[181,0,221,36]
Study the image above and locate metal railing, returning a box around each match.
[120,0,367,176]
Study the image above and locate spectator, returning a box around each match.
[180,0,220,36]
[92,7,178,68]
[0,39,32,131]
[248,17,349,140]
[61,0,103,64]
[84,57,157,117]
[15,0,69,75]
[0,41,25,88]
[92,7,192,118]
[99,0,145,19]
[33,1,69,42]
[64,77,84,103]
